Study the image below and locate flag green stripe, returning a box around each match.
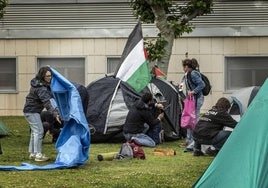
[126,60,151,93]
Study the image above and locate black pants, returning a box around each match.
[194,130,232,150]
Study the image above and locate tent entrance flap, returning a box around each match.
[147,83,165,103]
[104,80,126,134]
[105,88,129,134]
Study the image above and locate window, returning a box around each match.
[107,57,121,74]
[0,58,17,93]
[37,57,85,85]
[225,56,268,91]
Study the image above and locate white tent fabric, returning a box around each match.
[229,86,260,121]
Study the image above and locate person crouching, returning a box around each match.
[193,97,238,156]
[123,92,164,147]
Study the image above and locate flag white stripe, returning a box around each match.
[116,40,145,81]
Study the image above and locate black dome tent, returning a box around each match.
[86,75,182,143]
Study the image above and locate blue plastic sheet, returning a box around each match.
[0,67,90,170]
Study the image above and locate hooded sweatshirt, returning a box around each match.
[193,108,237,139]
[123,100,160,134]
[23,78,56,115]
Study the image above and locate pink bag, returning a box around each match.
[181,96,197,130]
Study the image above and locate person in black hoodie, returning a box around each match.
[123,92,164,147]
[23,67,60,162]
[193,97,237,156]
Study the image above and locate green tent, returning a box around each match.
[193,78,268,188]
[0,120,9,136]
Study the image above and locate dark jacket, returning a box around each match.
[23,78,56,114]
[123,100,160,134]
[193,108,237,139]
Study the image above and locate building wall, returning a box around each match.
[1,36,268,115]
[168,36,268,111]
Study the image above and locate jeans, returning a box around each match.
[194,130,232,150]
[186,95,204,145]
[147,124,162,145]
[123,132,156,147]
[24,113,44,154]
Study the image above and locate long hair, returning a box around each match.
[36,66,51,83]
[214,97,231,112]
[191,58,200,71]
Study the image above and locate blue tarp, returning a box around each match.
[0,67,90,170]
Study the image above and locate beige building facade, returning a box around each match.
[1,0,268,116]
[1,36,268,115]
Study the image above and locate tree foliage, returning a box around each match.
[130,0,213,72]
[0,0,7,18]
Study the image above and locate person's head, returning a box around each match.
[36,67,52,84]
[215,97,231,112]
[182,59,193,73]
[141,92,153,104]
[191,58,200,71]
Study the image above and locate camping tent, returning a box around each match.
[229,86,260,121]
[86,76,140,142]
[86,75,182,143]
[0,120,9,136]
[193,80,268,188]
[143,77,182,140]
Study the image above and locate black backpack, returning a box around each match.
[187,71,212,96]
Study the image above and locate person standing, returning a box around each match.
[23,66,60,161]
[123,92,164,147]
[180,59,205,149]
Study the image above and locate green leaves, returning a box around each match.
[130,0,155,23]
[130,0,213,69]
[0,0,7,18]
[144,34,167,62]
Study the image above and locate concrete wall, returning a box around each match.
[1,36,268,115]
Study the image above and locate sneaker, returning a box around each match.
[34,153,50,162]
[193,150,204,156]
[205,147,219,156]
[29,153,36,160]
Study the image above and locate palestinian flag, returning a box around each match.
[115,22,151,93]
[154,66,167,79]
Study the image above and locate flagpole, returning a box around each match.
[113,21,141,77]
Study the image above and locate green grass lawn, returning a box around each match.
[0,116,213,188]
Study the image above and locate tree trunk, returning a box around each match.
[159,32,175,75]
[148,2,175,75]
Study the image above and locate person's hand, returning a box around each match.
[157,113,164,121]
[156,103,164,110]
[188,90,195,96]
[56,114,61,124]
